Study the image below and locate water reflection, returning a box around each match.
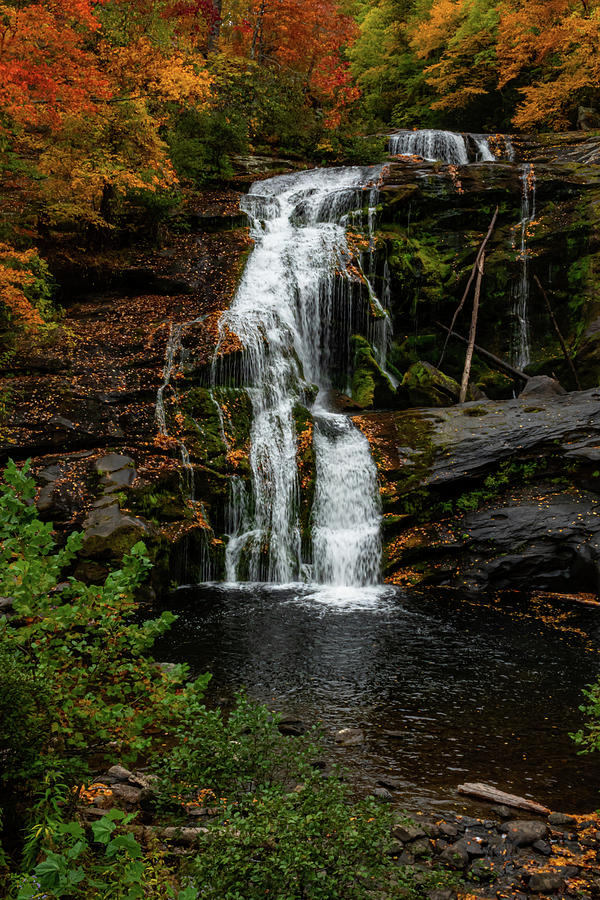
[156,584,600,814]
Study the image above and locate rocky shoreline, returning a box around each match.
[81,762,600,899]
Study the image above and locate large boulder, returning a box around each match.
[519,375,567,398]
[82,503,152,560]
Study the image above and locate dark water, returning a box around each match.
[156,583,600,816]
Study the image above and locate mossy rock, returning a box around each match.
[398,361,463,408]
[350,335,397,409]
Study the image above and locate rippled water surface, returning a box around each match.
[157,584,600,815]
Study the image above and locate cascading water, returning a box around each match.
[512,163,536,369]
[389,129,470,164]
[212,167,386,588]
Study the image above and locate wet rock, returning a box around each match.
[95,454,137,487]
[82,503,151,559]
[547,812,578,828]
[0,596,14,613]
[532,840,552,856]
[492,805,513,819]
[400,361,463,408]
[519,376,566,398]
[439,842,469,869]
[277,716,306,736]
[411,838,432,857]
[392,822,427,843]
[427,891,456,900]
[502,820,548,847]
[377,776,403,791]
[527,872,565,893]
[334,727,364,746]
[457,837,487,859]
[439,823,459,839]
[372,787,394,802]
[469,858,496,882]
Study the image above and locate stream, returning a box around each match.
[157,584,600,816]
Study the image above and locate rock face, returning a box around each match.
[356,389,600,591]
[5,137,600,590]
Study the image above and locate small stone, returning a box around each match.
[440,842,469,870]
[386,841,405,858]
[439,823,459,839]
[502,820,547,847]
[492,805,512,820]
[108,765,134,782]
[547,812,578,828]
[528,872,564,894]
[411,838,432,857]
[427,891,456,900]
[373,787,393,802]
[392,822,426,843]
[111,783,142,806]
[470,859,496,882]
[459,837,487,858]
[334,727,364,746]
[532,840,552,856]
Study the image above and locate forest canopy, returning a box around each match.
[1,0,600,334]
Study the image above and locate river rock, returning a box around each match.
[372,787,394,802]
[334,727,364,746]
[547,812,578,828]
[108,765,134,782]
[469,858,496,881]
[392,822,427,842]
[502,820,548,847]
[439,842,469,869]
[527,872,565,893]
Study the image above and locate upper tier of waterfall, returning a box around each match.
[212,167,385,587]
[389,129,514,164]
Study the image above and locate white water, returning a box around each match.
[388,129,510,165]
[213,167,385,588]
[512,163,536,369]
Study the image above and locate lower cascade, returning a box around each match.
[212,167,385,587]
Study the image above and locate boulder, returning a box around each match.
[502,820,548,847]
[82,503,151,559]
[400,362,462,408]
[519,375,567,398]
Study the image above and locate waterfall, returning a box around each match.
[213,167,385,586]
[388,129,510,165]
[512,163,536,369]
[390,129,470,164]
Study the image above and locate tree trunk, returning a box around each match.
[438,206,498,368]
[459,251,484,403]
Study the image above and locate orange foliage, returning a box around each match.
[0,244,45,327]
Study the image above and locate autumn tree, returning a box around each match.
[497,0,600,129]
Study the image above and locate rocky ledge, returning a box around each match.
[356,387,600,592]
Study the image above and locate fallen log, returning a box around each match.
[457,782,550,815]
[532,590,600,608]
[435,322,530,383]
